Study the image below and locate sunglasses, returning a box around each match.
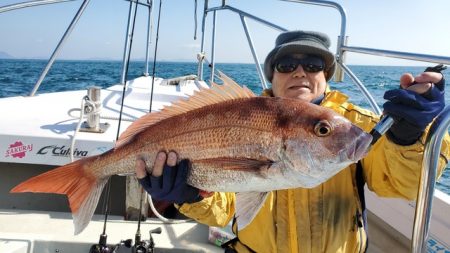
[274,56,325,73]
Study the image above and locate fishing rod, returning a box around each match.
[369,116,394,145]
[130,188,162,253]
[90,0,164,251]
[90,0,140,252]
[148,0,163,112]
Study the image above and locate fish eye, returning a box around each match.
[314,120,333,137]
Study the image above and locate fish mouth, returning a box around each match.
[345,133,373,161]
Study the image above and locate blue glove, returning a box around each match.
[383,68,445,145]
[138,159,202,204]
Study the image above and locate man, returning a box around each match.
[135,31,449,252]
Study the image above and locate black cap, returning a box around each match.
[264,30,336,81]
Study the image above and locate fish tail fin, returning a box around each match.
[10,156,108,234]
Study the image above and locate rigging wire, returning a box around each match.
[148,0,163,112]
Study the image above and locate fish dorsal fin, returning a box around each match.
[115,72,256,148]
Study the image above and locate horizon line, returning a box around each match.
[0,57,431,67]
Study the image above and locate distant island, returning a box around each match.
[0,51,14,59]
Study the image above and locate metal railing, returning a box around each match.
[198,4,287,85]
[1,0,83,97]
[413,106,450,252]
[2,0,154,96]
[198,1,450,252]
[0,0,75,13]
[29,0,91,96]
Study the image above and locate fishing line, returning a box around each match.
[148,0,162,112]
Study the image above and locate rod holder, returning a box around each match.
[86,86,101,130]
[80,86,109,133]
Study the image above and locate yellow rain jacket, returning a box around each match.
[178,89,450,253]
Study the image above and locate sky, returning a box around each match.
[1,0,450,65]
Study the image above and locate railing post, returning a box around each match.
[144,0,153,76]
[239,15,267,89]
[29,0,91,96]
[334,35,348,82]
[210,10,217,83]
[411,106,450,253]
[337,62,382,114]
[197,0,208,81]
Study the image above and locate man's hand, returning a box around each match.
[383,66,446,145]
[135,151,203,204]
[399,72,442,93]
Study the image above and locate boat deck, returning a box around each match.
[0,209,221,253]
[0,76,207,166]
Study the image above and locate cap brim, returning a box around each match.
[272,42,336,81]
[273,42,333,68]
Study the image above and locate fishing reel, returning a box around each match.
[88,227,162,253]
[89,234,133,253]
[132,227,162,253]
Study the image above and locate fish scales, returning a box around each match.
[97,97,289,179]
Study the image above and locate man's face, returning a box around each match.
[271,54,327,102]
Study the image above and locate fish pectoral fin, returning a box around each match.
[235,192,269,231]
[193,157,274,173]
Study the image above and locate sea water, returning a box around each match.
[0,59,449,194]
